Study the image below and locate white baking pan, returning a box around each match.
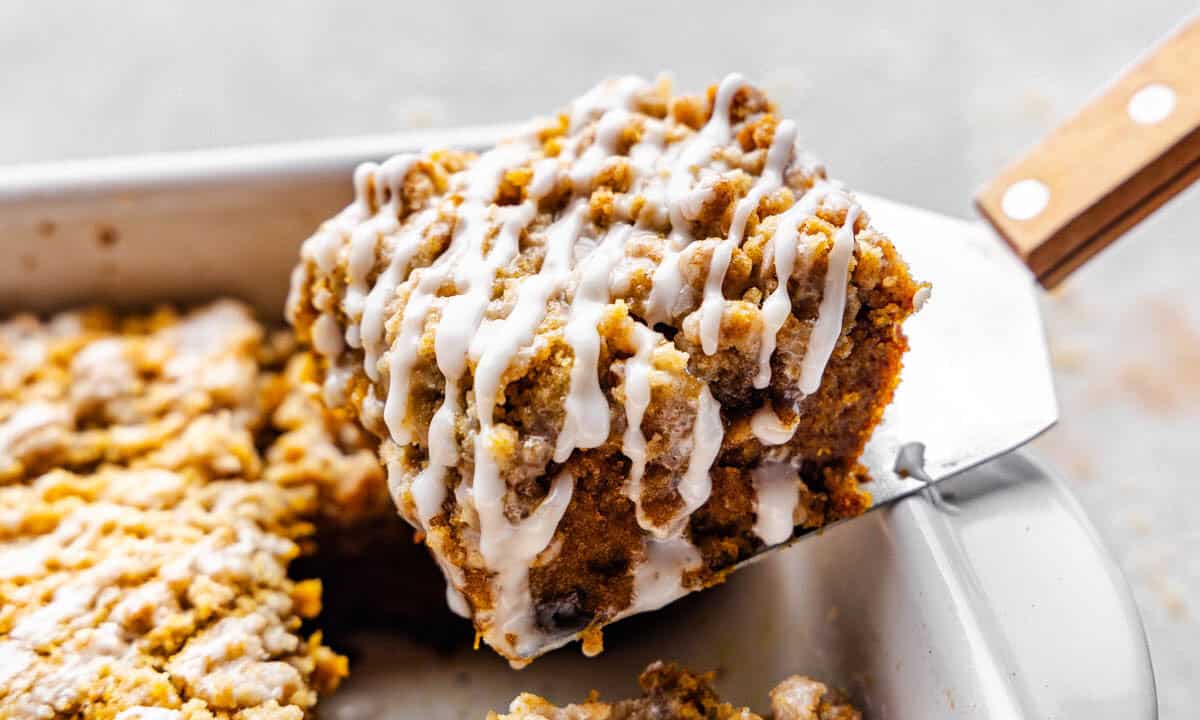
[0,131,1156,719]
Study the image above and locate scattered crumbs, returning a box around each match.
[35,219,56,237]
[580,626,604,657]
[1031,432,1095,483]
[1151,575,1191,623]
[1048,343,1088,373]
[1153,302,1200,390]
[1132,551,1193,624]
[1114,300,1200,416]
[1118,362,1183,415]
[1127,511,1152,537]
[1042,281,1097,335]
[945,687,957,710]
[1019,87,1056,125]
[95,223,119,248]
[1064,450,1095,483]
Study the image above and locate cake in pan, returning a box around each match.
[490,661,861,720]
[0,302,416,719]
[288,74,925,664]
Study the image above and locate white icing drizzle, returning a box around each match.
[913,284,931,312]
[753,181,830,389]
[292,161,378,317]
[396,455,447,537]
[311,312,344,359]
[622,367,724,540]
[458,95,664,657]
[554,223,632,462]
[749,182,863,447]
[360,208,438,381]
[430,201,537,467]
[474,460,576,658]
[620,324,658,531]
[528,158,561,198]
[629,119,666,178]
[321,364,352,408]
[406,466,443,532]
[570,109,631,189]
[451,200,592,658]
[750,405,799,446]
[382,274,438,446]
[675,384,723,527]
[0,402,70,456]
[472,200,586,432]
[645,73,747,325]
[381,144,532,448]
[445,583,471,618]
[398,152,565,532]
[569,76,647,129]
[799,204,861,395]
[751,461,803,545]
[625,536,701,616]
[343,155,419,344]
[696,119,797,354]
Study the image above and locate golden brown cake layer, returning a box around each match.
[488,661,861,720]
[0,303,408,719]
[288,74,924,664]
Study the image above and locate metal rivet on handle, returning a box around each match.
[1001,178,1050,221]
[1127,83,1176,125]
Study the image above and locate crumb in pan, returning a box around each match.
[489,661,861,720]
[0,302,418,719]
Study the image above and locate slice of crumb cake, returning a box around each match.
[288,74,924,665]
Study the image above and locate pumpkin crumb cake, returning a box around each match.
[0,301,412,719]
[288,73,925,664]
[490,661,861,720]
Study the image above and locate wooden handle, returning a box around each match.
[976,15,1200,288]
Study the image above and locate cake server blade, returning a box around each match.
[850,194,1056,505]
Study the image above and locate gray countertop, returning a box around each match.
[2,1,1196,714]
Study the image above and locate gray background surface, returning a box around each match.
[2,1,1197,715]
